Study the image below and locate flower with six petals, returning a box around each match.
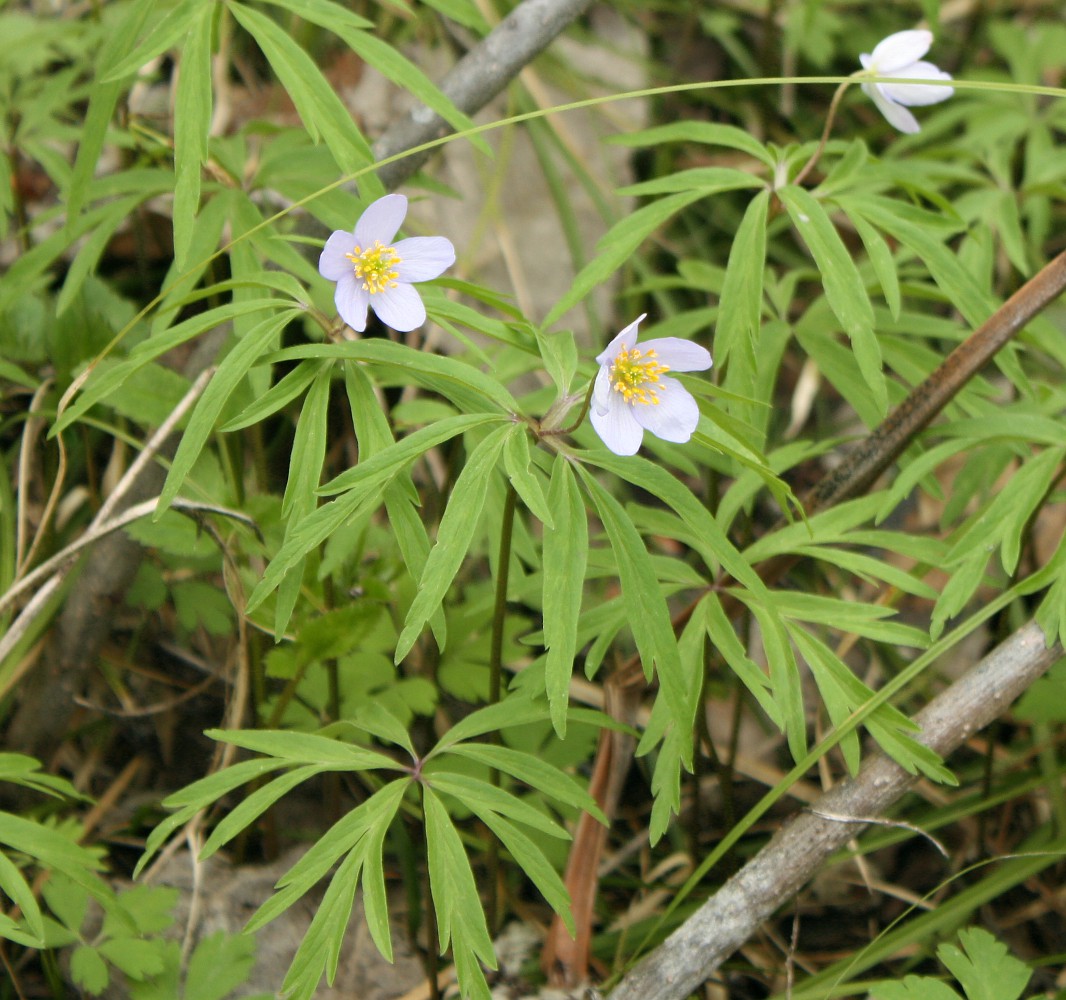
[590,315,712,456]
[318,194,455,333]
[859,29,953,134]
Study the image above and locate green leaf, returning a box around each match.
[220,358,322,432]
[228,3,379,184]
[542,456,587,736]
[339,28,487,157]
[200,765,328,859]
[54,298,284,435]
[185,932,258,1000]
[256,0,372,31]
[610,121,775,167]
[395,425,511,661]
[427,770,570,839]
[273,341,518,421]
[102,0,209,80]
[205,729,398,769]
[537,328,578,395]
[430,696,552,752]
[544,191,706,327]
[939,927,1031,1000]
[247,781,406,934]
[715,188,769,370]
[779,185,884,414]
[869,978,962,1000]
[848,209,901,320]
[840,195,994,329]
[578,469,691,758]
[0,852,44,944]
[617,166,763,197]
[67,0,155,223]
[57,194,153,316]
[158,308,301,512]
[479,812,574,934]
[446,743,604,822]
[503,427,553,527]
[71,946,110,994]
[422,788,496,968]
[247,415,506,616]
[281,363,332,519]
[98,937,166,980]
[172,6,213,268]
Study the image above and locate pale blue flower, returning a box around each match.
[591,315,712,456]
[859,30,953,134]
[319,194,455,333]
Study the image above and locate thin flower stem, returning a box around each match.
[792,80,852,188]
[487,480,518,932]
[556,378,596,436]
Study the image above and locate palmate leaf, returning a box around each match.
[395,424,512,662]
[542,455,586,736]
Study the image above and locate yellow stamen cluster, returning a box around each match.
[345,241,401,295]
[609,346,670,406]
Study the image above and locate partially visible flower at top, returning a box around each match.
[318,193,455,333]
[590,315,712,457]
[859,29,953,134]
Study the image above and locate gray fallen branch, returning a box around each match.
[607,620,1061,1000]
[373,0,595,188]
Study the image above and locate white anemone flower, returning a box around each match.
[318,194,455,333]
[590,315,712,456]
[859,30,953,134]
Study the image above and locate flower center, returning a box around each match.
[345,241,401,295]
[609,347,670,406]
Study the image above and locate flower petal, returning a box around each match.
[863,81,921,134]
[393,236,456,282]
[592,363,613,416]
[335,275,370,332]
[595,313,646,365]
[319,230,358,280]
[637,338,712,373]
[370,282,427,332]
[631,377,700,443]
[880,62,953,107]
[354,193,408,247]
[867,30,932,72]
[590,392,644,455]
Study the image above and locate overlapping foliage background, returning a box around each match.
[2,0,1066,997]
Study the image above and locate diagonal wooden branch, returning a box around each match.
[546,249,1066,983]
[374,0,595,189]
[607,620,1061,1000]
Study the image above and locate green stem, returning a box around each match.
[792,79,852,188]
[486,481,518,932]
